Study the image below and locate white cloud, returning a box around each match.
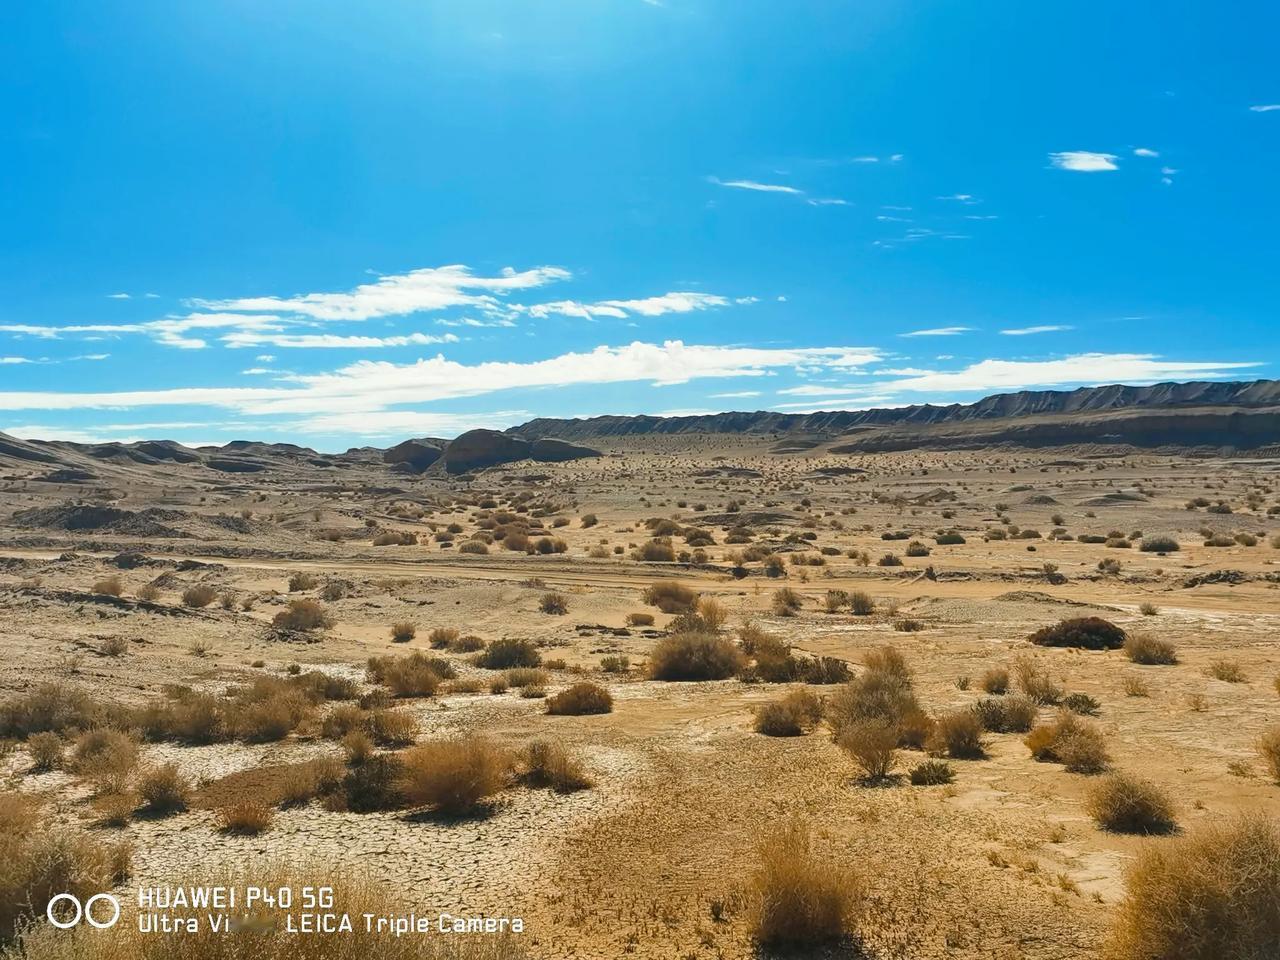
[936,194,979,203]
[1049,151,1119,172]
[806,197,851,206]
[708,177,804,195]
[192,264,571,322]
[776,384,865,396]
[107,293,131,300]
[899,326,972,337]
[1,357,34,365]
[0,342,885,433]
[874,353,1260,393]
[772,393,899,412]
[1133,148,1160,157]
[526,292,731,320]
[1249,104,1280,112]
[709,390,762,398]
[222,332,460,349]
[999,325,1073,336]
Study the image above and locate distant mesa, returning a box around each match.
[440,429,601,475]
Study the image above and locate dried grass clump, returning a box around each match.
[1258,726,1280,783]
[625,612,655,627]
[972,695,1038,733]
[1025,711,1110,773]
[750,817,861,948]
[538,592,569,615]
[397,736,513,816]
[1124,633,1178,665]
[389,621,417,643]
[641,580,698,614]
[545,682,612,715]
[217,800,274,835]
[909,759,955,785]
[366,709,417,747]
[0,794,132,942]
[136,763,191,815]
[181,584,218,608]
[838,719,898,780]
[1086,772,1176,834]
[648,632,744,681]
[287,572,318,591]
[1030,616,1126,650]
[980,667,1010,694]
[91,575,124,597]
[521,740,594,793]
[754,689,823,737]
[428,627,460,648]
[1206,659,1246,683]
[1013,656,1063,705]
[366,653,446,698]
[71,729,139,788]
[272,598,334,631]
[474,637,542,670]
[27,732,63,772]
[772,587,804,616]
[849,591,876,616]
[927,709,986,759]
[0,683,113,739]
[1104,814,1280,960]
[826,646,920,744]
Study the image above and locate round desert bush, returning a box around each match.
[1025,711,1110,773]
[909,759,955,786]
[972,695,1038,733]
[754,688,823,737]
[538,591,569,615]
[1030,616,1126,650]
[634,539,676,562]
[1086,772,1176,834]
[27,732,63,772]
[545,682,613,715]
[905,540,931,557]
[1105,814,1280,960]
[458,539,489,555]
[849,590,876,616]
[980,666,1010,695]
[397,736,512,816]
[474,637,541,669]
[389,621,416,643]
[927,708,985,759]
[1139,535,1180,553]
[91,575,123,597]
[626,611,655,627]
[641,580,698,614]
[272,598,334,632]
[771,587,803,616]
[935,531,966,545]
[521,740,593,793]
[181,584,218,608]
[137,762,191,815]
[217,800,274,835]
[648,632,744,681]
[750,817,861,948]
[838,719,898,780]
[1124,632,1177,665]
[826,647,920,738]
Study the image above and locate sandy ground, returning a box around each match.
[2,439,1279,958]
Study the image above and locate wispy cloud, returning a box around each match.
[106,293,131,300]
[999,324,1073,336]
[1133,147,1160,157]
[873,353,1259,393]
[222,332,460,349]
[707,177,804,195]
[1249,104,1280,113]
[1049,151,1119,172]
[899,326,973,337]
[936,193,979,203]
[526,292,731,320]
[709,390,762,398]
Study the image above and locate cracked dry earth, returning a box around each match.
[2,443,1280,959]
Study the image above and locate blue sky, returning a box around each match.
[1,1,1276,451]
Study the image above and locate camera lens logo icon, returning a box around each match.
[46,893,121,929]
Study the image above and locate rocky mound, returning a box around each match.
[11,504,190,538]
[383,438,445,473]
[440,430,600,474]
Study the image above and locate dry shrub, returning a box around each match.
[754,688,823,737]
[750,817,861,948]
[341,730,374,764]
[625,612,655,627]
[980,667,1009,694]
[459,540,489,555]
[71,729,139,788]
[321,704,364,739]
[504,667,548,688]
[135,583,161,602]
[1258,726,1280,783]
[973,694,1038,733]
[1013,656,1063,704]
[538,592,569,615]
[27,732,63,772]
[368,655,442,698]
[0,795,131,942]
[648,632,744,681]
[1026,711,1110,773]
[449,634,485,653]
[826,647,920,742]
[545,682,612,715]
[367,709,417,747]
[287,572,318,591]
[474,637,541,669]
[1105,814,1280,960]
[91,575,123,597]
[0,684,111,738]
[772,587,804,616]
[272,598,334,631]
[521,740,593,792]
[642,580,698,614]
[389,622,416,643]
[696,596,728,631]
[1206,659,1246,683]
[838,719,898,780]
[1125,633,1178,665]
[849,591,876,616]
[909,759,955,786]
[397,736,512,816]
[217,800,274,835]
[428,627,459,648]
[634,539,676,562]
[1030,616,1126,650]
[927,709,986,759]
[181,584,217,608]
[137,763,191,815]
[1086,772,1176,834]
[278,757,345,807]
